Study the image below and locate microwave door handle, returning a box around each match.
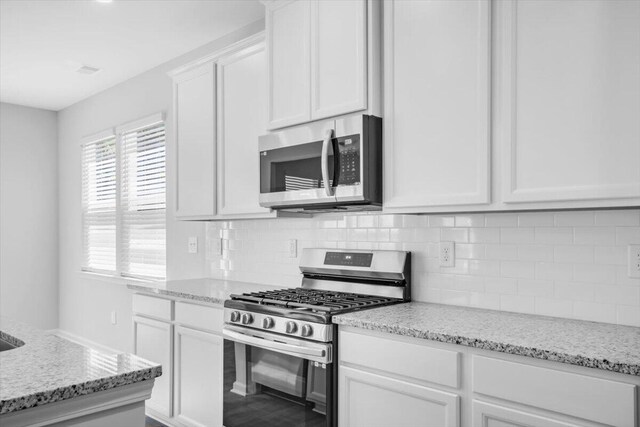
[321,129,334,197]
[223,328,327,360]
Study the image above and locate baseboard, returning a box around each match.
[48,328,123,355]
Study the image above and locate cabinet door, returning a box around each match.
[310,0,367,120]
[496,0,640,204]
[173,62,216,219]
[133,315,173,417]
[266,0,311,129]
[339,366,459,427]
[174,325,223,427]
[472,401,581,427]
[384,0,491,210]
[217,42,273,217]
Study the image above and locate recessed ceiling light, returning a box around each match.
[76,65,102,75]
[96,0,113,3]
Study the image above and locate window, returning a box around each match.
[81,114,166,280]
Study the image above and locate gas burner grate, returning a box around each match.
[229,288,400,314]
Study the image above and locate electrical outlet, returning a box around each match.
[440,241,455,267]
[629,245,640,278]
[288,239,298,258]
[110,310,117,325]
[188,237,198,254]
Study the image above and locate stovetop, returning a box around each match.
[224,287,404,328]
[223,249,411,341]
[229,288,400,313]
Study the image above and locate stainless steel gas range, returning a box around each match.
[222,248,411,427]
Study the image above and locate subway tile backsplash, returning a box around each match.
[206,209,640,326]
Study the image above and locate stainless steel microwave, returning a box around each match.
[259,114,382,212]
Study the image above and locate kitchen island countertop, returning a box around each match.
[0,317,162,415]
[333,302,640,376]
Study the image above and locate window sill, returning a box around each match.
[78,270,163,287]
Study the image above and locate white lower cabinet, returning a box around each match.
[132,294,224,427]
[133,315,173,418]
[472,401,581,427]
[339,366,459,427]
[174,325,223,427]
[339,327,639,427]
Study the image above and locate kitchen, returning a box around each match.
[0,0,639,426]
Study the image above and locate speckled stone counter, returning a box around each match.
[0,317,162,415]
[333,302,640,376]
[127,277,283,305]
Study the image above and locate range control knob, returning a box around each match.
[241,313,254,325]
[230,311,241,323]
[285,321,298,334]
[301,324,313,337]
[262,317,275,329]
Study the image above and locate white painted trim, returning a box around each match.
[167,32,265,78]
[0,381,153,427]
[48,328,123,356]
[80,128,115,145]
[115,112,164,135]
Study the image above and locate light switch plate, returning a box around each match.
[188,237,198,254]
[288,239,297,258]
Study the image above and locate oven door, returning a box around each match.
[223,325,334,427]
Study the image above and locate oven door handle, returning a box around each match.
[321,129,334,197]
[223,327,331,363]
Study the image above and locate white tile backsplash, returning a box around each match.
[206,209,640,327]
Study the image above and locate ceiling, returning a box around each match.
[0,0,264,111]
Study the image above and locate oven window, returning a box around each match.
[224,340,328,427]
[260,140,335,194]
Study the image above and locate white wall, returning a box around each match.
[57,20,264,352]
[0,103,58,329]
[207,209,640,327]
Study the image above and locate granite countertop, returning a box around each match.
[333,302,640,376]
[0,317,162,415]
[127,277,284,305]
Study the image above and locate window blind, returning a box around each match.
[120,121,166,279]
[82,136,117,273]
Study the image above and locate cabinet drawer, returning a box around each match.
[132,294,173,321]
[339,330,460,388]
[175,301,223,334]
[472,356,636,427]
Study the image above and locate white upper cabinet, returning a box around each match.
[310,0,367,120]
[495,0,640,204]
[172,62,216,219]
[171,34,276,220]
[266,0,311,129]
[266,0,377,130]
[384,0,491,210]
[217,39,275,218]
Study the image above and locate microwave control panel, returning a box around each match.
[336,134,360,186]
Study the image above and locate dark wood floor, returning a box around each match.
[145,416,168,427]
